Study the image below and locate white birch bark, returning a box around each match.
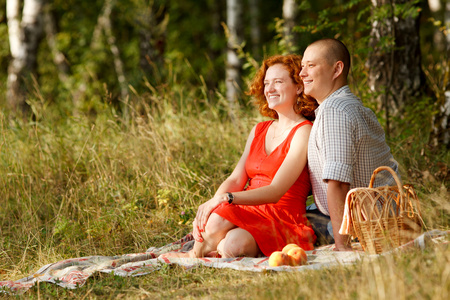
[7,0,23,70]
[7,0,44,111]
[7,0,27,109]
[282,0,298,53]
[226,0,243,118]
[428,0,441,12]
[430,1,450,147]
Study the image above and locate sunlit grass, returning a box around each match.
[15,244,450,299]
[0,78,448,298]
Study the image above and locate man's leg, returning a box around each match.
[306,203,335,245]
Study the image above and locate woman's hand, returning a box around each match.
[192,218,203,243]
[196,195,225,232]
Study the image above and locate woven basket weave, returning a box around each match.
[347,166,424,254]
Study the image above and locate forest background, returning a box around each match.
[0,0,449,298]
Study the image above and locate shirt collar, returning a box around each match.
[326,85,350,100]
[314,86,350,114]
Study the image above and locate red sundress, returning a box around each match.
[213,120,316,256]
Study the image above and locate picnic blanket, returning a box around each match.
[0,230,448,295]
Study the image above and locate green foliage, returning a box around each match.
[0,58,448,296]
[0,0,448,297]
[290,0,371,40]
[367,0,422,55]
[394,0,421,19]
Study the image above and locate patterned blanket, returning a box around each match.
[0,230,447,295]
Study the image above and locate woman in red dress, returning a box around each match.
[160,54,319,258]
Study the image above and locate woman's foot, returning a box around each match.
[159,250,195,259]
[158,251,191,259]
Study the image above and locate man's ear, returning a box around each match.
[333,61,344,80]
[297,85,303,94]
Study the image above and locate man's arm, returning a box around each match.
[327,179,352,251]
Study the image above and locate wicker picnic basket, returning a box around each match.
[347,166,424,254]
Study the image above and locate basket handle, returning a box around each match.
[369,166,403,190]
[369,166,405,209]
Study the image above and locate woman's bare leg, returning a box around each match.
[159,213,236,258]
[217,227,261,258]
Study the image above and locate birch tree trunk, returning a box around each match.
[427,0,441,12]
[75,0,128,108]
[43,4,70,84]
[429,1,450,148]
[282,0,298,53]
[101,0,128,101]
[367,0,426,136]
[226,0,244,119]
[136,1,168,84]
[7,0,44,113]
[249,0,261,60]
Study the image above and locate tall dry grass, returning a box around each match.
[0,77,448,298]
[0,80,257,278]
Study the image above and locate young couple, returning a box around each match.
[160,38,399,259]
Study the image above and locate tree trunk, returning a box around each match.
[43,4,70,84]
[74,1,106,108]
[430,90,450,149]
[282,0,298,53]
[429,1,450,148]
[427,0,441,12]
[6,0,45,113]
[136,1,168,84]
[249,0,261,60]
[101,0,128,101]
[226,0,244,119]
[75,0,129,108]
[367,0,426,136]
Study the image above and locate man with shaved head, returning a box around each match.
[300,38,399,250]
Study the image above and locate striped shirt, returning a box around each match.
[308,86,399,215]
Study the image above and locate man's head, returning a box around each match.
[300,38,350,103]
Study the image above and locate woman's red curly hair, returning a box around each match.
[247,54,318,121]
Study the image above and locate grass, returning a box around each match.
[0,78,448,299]
[15,245,450,299]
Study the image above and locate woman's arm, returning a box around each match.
[196,124,311,231]
[231,124,311,204]
[195,125,256,232]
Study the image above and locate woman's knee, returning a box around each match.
[217,228,260,258]
[204,213,234,237]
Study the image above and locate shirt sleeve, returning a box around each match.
[320,106,354,184]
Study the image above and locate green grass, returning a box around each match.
[0,80,448,299]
